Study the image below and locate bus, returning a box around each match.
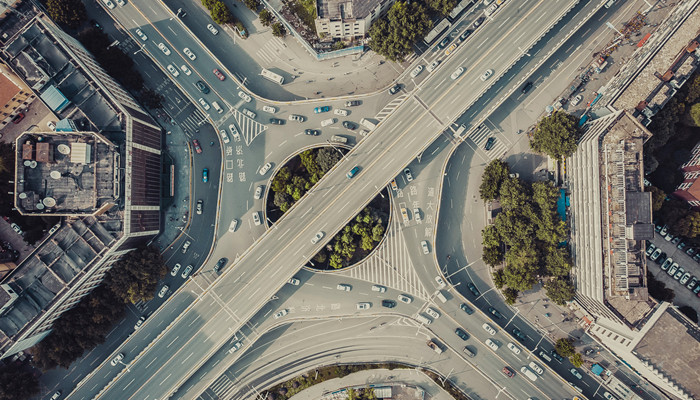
[260,68,284,84]
[424,18,451,45]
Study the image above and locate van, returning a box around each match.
[330,135,347,143]
[416,314,432,325]
[463,346,476,358]
[604,0,615,8]
[538,350,552,362]
[212,101,223,114]
[321,118,336,127]
[435,290,447,303]
[520,366,538,382]
[360,118,377,130]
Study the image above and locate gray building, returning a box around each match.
[0,14,161,359]
[315,0,395,40]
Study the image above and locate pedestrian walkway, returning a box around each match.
[255,37,287,65]
[210,374,237,399]
[231,109,267,146]
[375,94,410,121]
[340,207,430,301]
[180,109,209,135]
[465,124,508,161]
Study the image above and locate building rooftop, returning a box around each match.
[317,0,382,20]
[634,308,700,399]
[14,132,118,216]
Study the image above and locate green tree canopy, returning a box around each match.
[555,338,575,358]
[47,0,87,29]
[499,177,529,210]
[368,1,432,62]
[483,246,504,266]
[211,1,234,24]
[272,22,287,37]
[0,364,40,400]
[503,288,518,305]
[674,211,700,238]
[259,9,273,26]
[531,111,582,160]
[107,245,167,304]
[545,277,575,305]
[646,186,666,212]
[479,159,510,201]
[426,0,457,16]
[570,353,584,368]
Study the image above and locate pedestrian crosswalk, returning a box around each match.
[465,124,509,161]
[339,208,430,300]
[210,374,237,399]
[180,109,209,135]
[232,109,267,146]
[375,94,409,121]
[255,37,286,65]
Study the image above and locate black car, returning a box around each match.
[459,29,473,42]
[512,328,527,343]
[342,121,356,130]
[460,303,474,315]
[345,100,361,107]
[304,129,320,136]
[473,16,485,28]
[551,350,565,362]
[388,84,401,95]
[437,36,451,49]
[195,81,210,94]
[269,118,285,125]
[488,307,504,319]
[214,257,228,273]
[485,137,496,151]
[381,299,396,308]
[467,282,480,297]
[521,81,533,93]
[455,328,470,341]
[656,252,667,265]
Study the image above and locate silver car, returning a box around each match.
[181,264,193,279]
[480,69,494,81]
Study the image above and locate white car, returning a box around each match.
[398,294,413,303]
[451,67,465,80]
[180,64,192,76]
[603,392,617,400]
[371,285,386,293]
[254,185,263,200]
[228,124,241,142]
[227,341,242,354]
[158,285,169,298]
[183,47,196,60]
[238,91,252,103]
[507,342,521,354]
[158,42,171,55]
[273,309,288,319]
[334,109,349,116]
[115,0,125,6]
[421,240,430,254]
[410,65,424,78]
[253,212,261,226]
[571,94,583,106]
[425,307,440,319]
[321,118,336,127]
[102,0,116,9]
[228,219,238,232]
[10,223,22,235]
[311,231,325,244]
[220,129,230,144]
[485,338,499,351]
[288,277,301,285]
[288,114,305,122]
[170,263,181,276]
[427,60,440,72]
[482,323,496,335]
[337,284,352,291]
[207,24,219,35]
[166,64,179,77]
[135,28,147,41]
[434,275,446,288]
[47,121,56,131]
[480,69,494,81]
[413,208,422,223]
[198,98,210,110]
[262,105,277,113]
[529,361,544,375]
[110,353,124,366]
[243,108,257,119]
[259,162,272,175]
[357,302,372,310]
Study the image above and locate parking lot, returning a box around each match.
[647,231,700,318]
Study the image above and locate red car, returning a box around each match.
[192,139,202,154]
[11,113,25,124]
[502,367,514,378]
[213,69,225,81]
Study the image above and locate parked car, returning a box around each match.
[158,285,168,298]
[660,257,673,271]
[667,263,679,276]
[686,276,697,290]
[646,242,656,256]
[455,328,470,340]
[398,294,412,303]
[11,113,24,124]
[649,248,662,261]
[571,94,583,106]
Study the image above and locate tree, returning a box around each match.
[138,88,164,109]
[503,288,518,305]
[570,353,584,368]
[259,9,273,26]
[543,247,572,277]
[211,1,233,24]
[47,0,87,29]
[272,22,286,38]
[492,269,505,288]
[689,103,700,127]
[678,305,698,323]
[426,0,457,16]
[545,277,575,305]
[555,338,575,358]
[273,191,293,212]
[244,0,260,10]
[674,211,700,238]
[368,1,432,62]
[531,111,581,160]
[479,159,509,201]
[483,246,504,266]
[0,365,40,400]
[647,271,675,302]
[503,246,539,291]
[481,225,501,248]
[106,245,167,304]
[646,186,666,213]
[499,177,529,210]
[316,147,343,173]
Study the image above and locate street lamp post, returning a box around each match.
[325,139,345,157]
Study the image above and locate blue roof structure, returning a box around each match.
[40,85,70,112]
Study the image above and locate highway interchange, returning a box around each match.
[46,0,665,399]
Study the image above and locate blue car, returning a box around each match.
[346,166,360,179]
[202,168,209,182]
[314,106,330,113]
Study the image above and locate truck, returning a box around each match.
[360,118,377,131]
[520,366,538,381]
[330,135,347,144]
[427,339,444,354]
[435,290,448,303]
[416,314,432,325]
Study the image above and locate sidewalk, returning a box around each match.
[289,368,454,400]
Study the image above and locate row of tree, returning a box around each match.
[31,246,167,370]
[555,338,584,368]
[268,148,388,269]
[480,159,575,305]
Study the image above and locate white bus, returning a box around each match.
[261,68,284,84]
